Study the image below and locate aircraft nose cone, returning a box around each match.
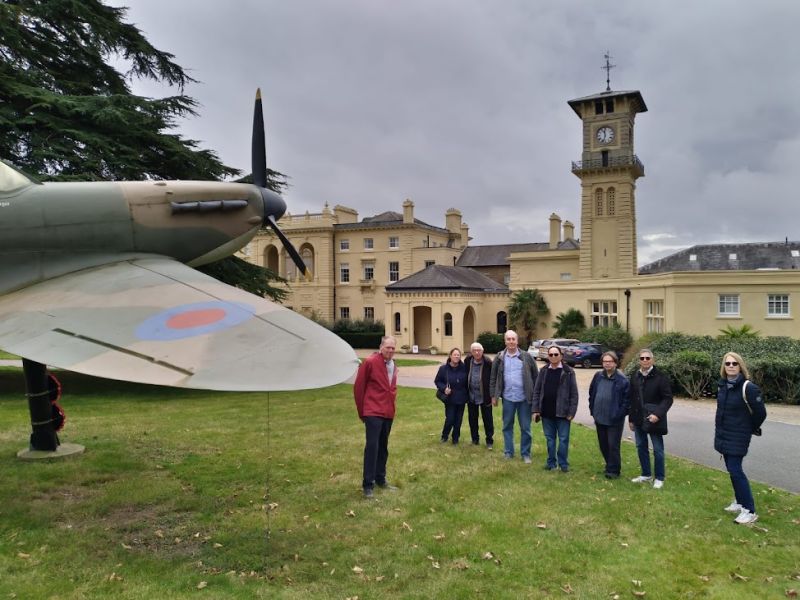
[261,187,286,223]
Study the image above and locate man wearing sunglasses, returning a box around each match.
[628,349,673,489]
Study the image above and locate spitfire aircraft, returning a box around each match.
[0,90,359,452]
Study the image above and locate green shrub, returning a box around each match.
[718,324,760,339]
[579,323,633,355]
[336,332,384,349]
[332,318,385,333]
[476,331,504,353]
[552,308,586,338]
[668,350,714,400]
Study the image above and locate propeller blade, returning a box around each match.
[252,88,267,188]
[267,215,311,280]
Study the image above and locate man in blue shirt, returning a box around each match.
[490,330,539,463]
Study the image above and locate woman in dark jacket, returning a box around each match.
[435,347,469,444]
[715,352,767,525]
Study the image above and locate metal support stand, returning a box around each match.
[23,359,59,451]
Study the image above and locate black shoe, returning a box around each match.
[376,482,398,491]
[472,440,479,446]
[363,487,374,499]
[440,437,448,443]
[560,467,569,473]
[604,473,620,480]
[452,440,459,445]
[486,443,493,450]
[543,465,557,471]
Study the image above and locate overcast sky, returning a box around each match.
[113,0,800,265]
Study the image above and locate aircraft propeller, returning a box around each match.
[252,89,311,279]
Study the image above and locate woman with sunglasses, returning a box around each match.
[715,352,767,525]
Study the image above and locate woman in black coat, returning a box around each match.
[715,351,767,525]
[435,347,469,444]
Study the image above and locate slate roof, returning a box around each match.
[639,242,800,274]
[334,210,448,233]
[386,265,508,292]
[456,240,580,267]
[567,89,648,116]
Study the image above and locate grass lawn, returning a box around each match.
[0,350,19,359]
[0,369,798,599]
[393,359,440,367]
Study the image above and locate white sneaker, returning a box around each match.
[724,501,744,513]
[631,475,652,483]
[653,479,664,489]
[734,509,759,525]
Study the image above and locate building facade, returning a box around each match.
[245,84,800,349]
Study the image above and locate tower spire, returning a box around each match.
[602,51,616,92]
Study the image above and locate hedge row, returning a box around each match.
[623,333,800,404]
[335,332,385,349]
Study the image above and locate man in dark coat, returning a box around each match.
[463,342,494,449]
[628,349,673,489]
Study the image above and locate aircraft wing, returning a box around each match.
[0,257,359,391]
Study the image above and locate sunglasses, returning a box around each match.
[639,356,652,361]
[548,353,560,357]
[724,361,739,367]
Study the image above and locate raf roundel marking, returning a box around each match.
[136,301,256,341]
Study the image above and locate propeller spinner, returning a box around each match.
[252,89,311,279]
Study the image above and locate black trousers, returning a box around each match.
[441,403,465,442]
[362,416,393,490]
[467,402,494,444]
[595,421,624,476]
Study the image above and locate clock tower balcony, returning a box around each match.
[571,154,645,178]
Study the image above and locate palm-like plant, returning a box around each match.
[553,308,586,338]
[717,324,760,340]
[507,288,549,347]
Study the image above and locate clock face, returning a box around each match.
[596,126,615,144]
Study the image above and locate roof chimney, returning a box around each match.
[403,199,414,224]
[563,220,575,241]
[549,213,562,249]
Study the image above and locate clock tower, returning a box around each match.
[568,87,647,279]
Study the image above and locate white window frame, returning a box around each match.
[364,306,375,321]
[363,238,374,250]
[339,263,350,283]
[363,262,375,281]
[590,300,618,327]
[767,293,790,317]
[389,261,400,282]
[645,300,664,333]
[340,307,350,320]
[389,236,400,249]
[718,294,740,317]
[339,239,350,251]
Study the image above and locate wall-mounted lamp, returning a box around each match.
[435,327,439,333]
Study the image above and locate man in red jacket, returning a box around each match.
[354,336,398,499]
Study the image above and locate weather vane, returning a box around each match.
[602,51,616,92]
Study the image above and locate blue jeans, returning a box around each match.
[633,426,665,481]
[441,403,465,443]
[502,399,531,458]
[724,454,755,512]
[541,417,571,469]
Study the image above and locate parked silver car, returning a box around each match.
[537,338,580,361]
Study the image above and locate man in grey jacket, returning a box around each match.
[490,330,539,463]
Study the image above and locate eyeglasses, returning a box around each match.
[639,356,652,361]
[724,361,739,367]
[548,353,560,357]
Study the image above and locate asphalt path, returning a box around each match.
[391,357,800,494]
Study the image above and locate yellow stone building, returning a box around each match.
[246,84,800,350]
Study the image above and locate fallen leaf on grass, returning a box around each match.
[730,572,749,582]
[453,558,469,570]
[375,575,384,582]
[352,566,364,574]
[121,543,132,550]
[213,543,223,548]
[786,589,797,598]
[154,530,164,538]
[433,533,445,541]
[196,581,207,589]
[346,510,355,517]
[698,575,710,582]
[620,543,629,548]
[431,562,440,569]
[17,552,30,559]
[402,522,413,532]
[330,568,335,575]
[536,522,547,529]
[631,580,642,587]
[482,552,494,560]
[560,583,573,593]
[632,592,646,598]
[108,572,123,582]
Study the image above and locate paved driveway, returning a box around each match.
[385,353,800,494]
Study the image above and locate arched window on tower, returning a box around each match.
[607,188,616,216]
[298,243,315,277]
[595,188,604,216]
